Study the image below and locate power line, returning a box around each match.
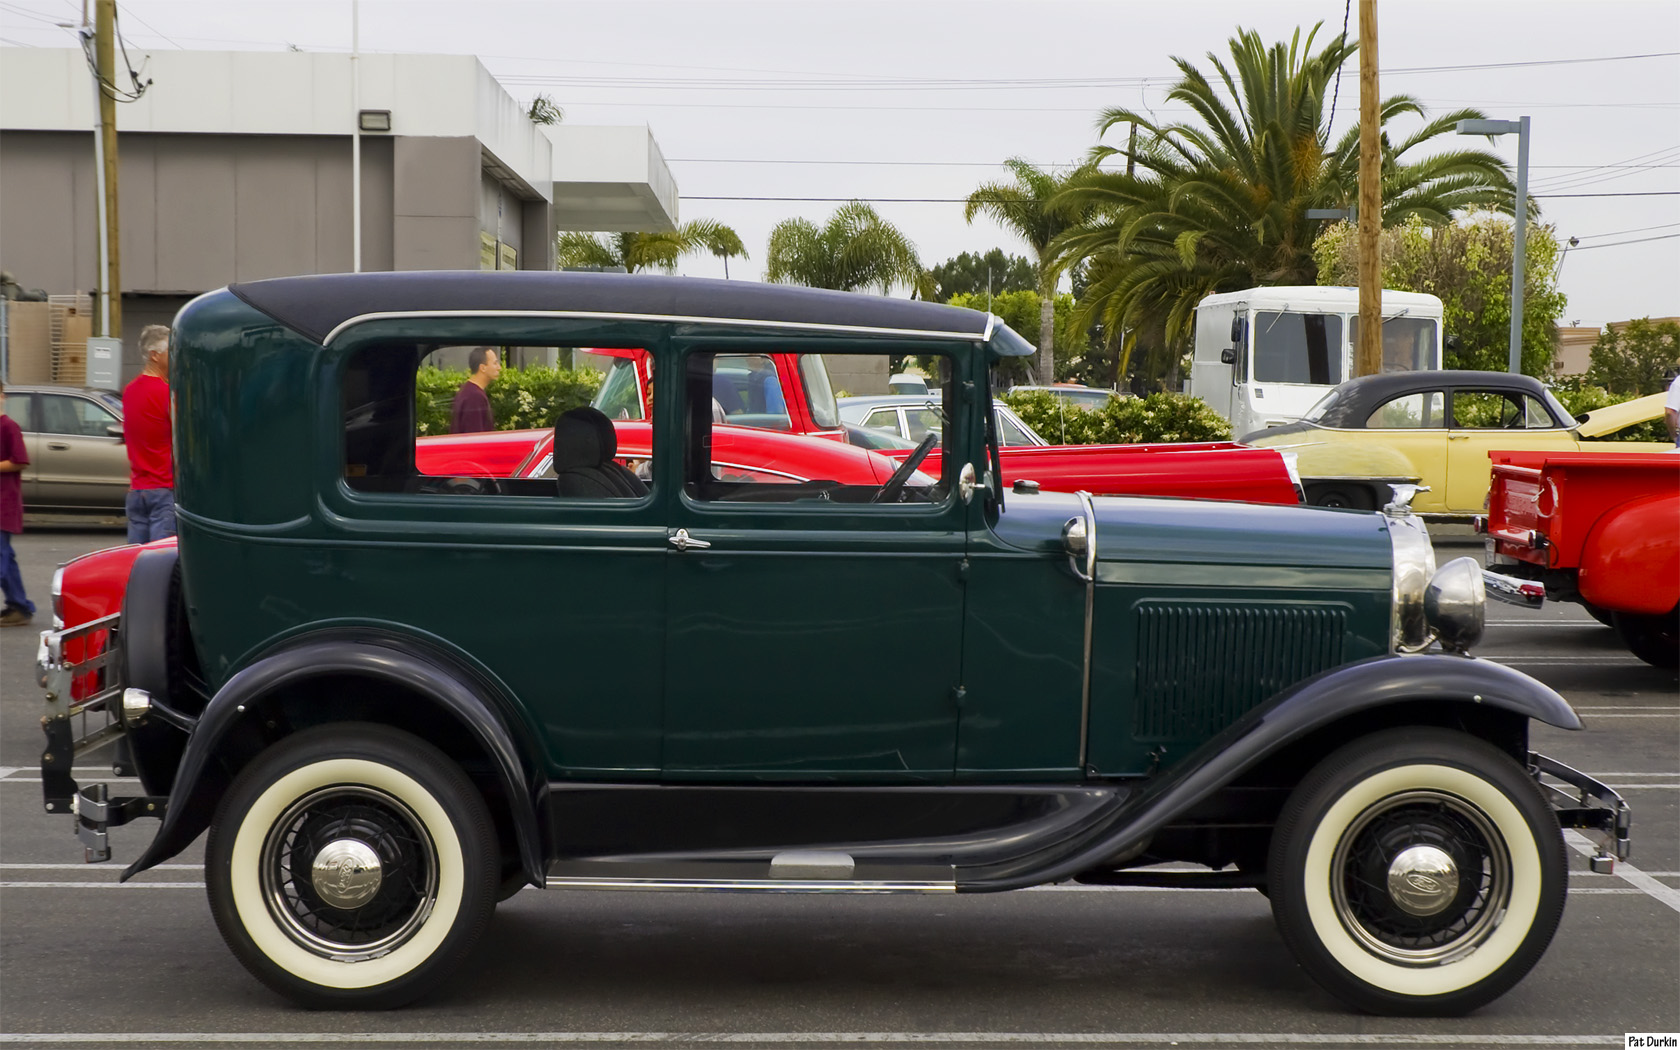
[1568,232,1680,251]
[1574,221,1680,240]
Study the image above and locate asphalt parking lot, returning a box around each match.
[0,525,1675,1050]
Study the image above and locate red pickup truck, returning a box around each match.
[1486,449,1680,668]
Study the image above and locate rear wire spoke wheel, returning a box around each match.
[1268,728,1566,1016]
[206,724,498,1009]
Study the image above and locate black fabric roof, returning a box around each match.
[1308,370,1553,428]
[228,271,988,347]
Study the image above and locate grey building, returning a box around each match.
[1,48,678,382]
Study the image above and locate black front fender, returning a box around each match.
[120,636,547,887]
[961,653,1575,890]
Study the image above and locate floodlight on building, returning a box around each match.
[358,110,392,133]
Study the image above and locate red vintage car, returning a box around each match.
[1486,448,1680,667]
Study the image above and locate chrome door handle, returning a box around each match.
[669,528,711,552]
[1448,434,1470,440]
[46,442,70,450]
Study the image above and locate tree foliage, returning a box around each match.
[1585,317,1680,395]
[765,201,934,297]
[1312,212,1566,375]
[966,159,1090,384]
[1051,24,1514,382]
[930,250,1035,299]
[527,94,564,126]
[555,219,746,275]
[948,289,1079,385]
[415,364,601,435]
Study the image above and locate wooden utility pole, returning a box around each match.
[94,0,122,339]
[1355,0,1381,377]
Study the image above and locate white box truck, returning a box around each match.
[1191,285,1444,438]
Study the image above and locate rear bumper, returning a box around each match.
[39,616,169,863]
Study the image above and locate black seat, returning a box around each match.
[552,407,648,498]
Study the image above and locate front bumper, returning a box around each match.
[38,616,168,862]
[1531,752,1632,868]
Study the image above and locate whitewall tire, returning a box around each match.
[206,723,498,1009]
[1268,728,1566,1016]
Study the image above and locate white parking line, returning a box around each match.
[0,1033,1627,1046]
[1564,830,1680,914]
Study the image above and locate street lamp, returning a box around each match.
[1457,116,1530,374]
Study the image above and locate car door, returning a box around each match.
[661,345,966,781]
[33,392,128,510]
[1446,388,1575,513]
[1360,389,1449,513]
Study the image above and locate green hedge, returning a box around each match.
[1552,382,1667,444]
[416,365,604,436]
[1000,390,1233,445]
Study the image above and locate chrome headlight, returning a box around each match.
[1424,557,1485,654]
[1386,511,1437,652]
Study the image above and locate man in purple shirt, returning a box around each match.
[450,346,502,433]
[0,381,34,626]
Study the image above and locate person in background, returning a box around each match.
[0,381,34,626]
[124,324,177,544]
[1665,370,1680,448]
[450,347,502,433]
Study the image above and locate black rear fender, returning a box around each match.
[120,635,547,888]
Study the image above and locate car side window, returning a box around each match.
[995,411,1033,447]
[341,341,652,499]
[40,394,117,438]
[684,350,951,506]
[863,407,903,437]
[1452,390,1552,430]
[1367,391,1444,429]
[711,354,790,431]
[6,392,36,433]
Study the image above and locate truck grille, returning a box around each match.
[1135,602,1346,739]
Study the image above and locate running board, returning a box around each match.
[545,852,956,894]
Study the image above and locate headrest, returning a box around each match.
[552,406,618,471]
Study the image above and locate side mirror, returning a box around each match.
[1230,315,1247,345]
[107,424,124,442]
[1444,334,1462,351]
[1220,348,1237,366]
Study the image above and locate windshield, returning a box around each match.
[1349,316,1439,373]
[1253,311,1344,385]
[799,354,840,429]
[592,358,645,421]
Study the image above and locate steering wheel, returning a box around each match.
[412,475,503,496]
[873,432,939,504]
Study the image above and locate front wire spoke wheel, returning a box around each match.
[1268,728,1566,1016]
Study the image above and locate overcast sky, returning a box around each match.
[3,0,1676,327]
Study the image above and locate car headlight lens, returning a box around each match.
[1387,512,1436,652]
[1424,557,1486,653]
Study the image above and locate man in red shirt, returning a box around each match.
[450,346,501,433]
[124,324,176,543]
[0,381,33,626]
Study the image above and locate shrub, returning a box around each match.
[416,365,604,435]
[1001,390,1232,445]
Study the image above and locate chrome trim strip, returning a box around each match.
[323,309,989,348]
[982,312,997,340]
[545,876,955,894]
[1075,490,1097,772]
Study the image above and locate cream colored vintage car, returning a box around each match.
[1241,371,1670,515]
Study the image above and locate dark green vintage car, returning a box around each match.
[39,272,1628,1015]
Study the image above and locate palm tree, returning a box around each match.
[555,219,746,274]
[1053,24,1515,379]
[964,159,1088,385]
[765,201,935,297]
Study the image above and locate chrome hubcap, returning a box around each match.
[1386,844,1459,916]
[310,838,384,908]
